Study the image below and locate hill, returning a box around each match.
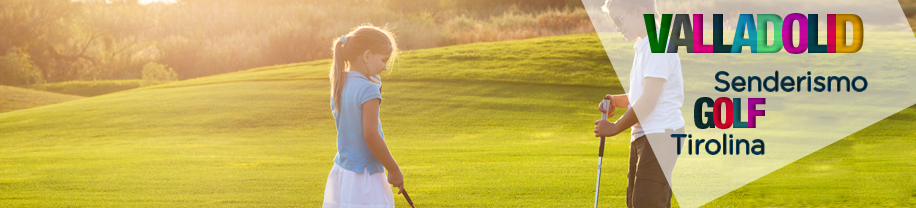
[29,80,142,97]
[0,85,84,113]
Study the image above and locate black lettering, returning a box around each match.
[715,71,730,92]
[694,97,715,129]
[781,76,795,92]
[827,76,850,92]
[764,70,779,92]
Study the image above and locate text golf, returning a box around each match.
[694,97,766,129]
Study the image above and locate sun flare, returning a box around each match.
[137,0,176,5]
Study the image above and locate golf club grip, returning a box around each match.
[601,98,610,120]
[402,188,415,208]
[598,137,606,157]
[598,98,610,157]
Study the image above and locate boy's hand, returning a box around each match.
[597,95,616,117]
[388,169,404,189]
[594,119,617,137]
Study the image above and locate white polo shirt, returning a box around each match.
[628,37,685,143]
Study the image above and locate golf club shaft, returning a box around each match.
[402,188,416,208]
[595,98,610,208]
[594,139,604,208]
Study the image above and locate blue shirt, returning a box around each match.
[331,71,385,174]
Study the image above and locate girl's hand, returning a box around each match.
[396,185,406,195]
[388,169,404,190]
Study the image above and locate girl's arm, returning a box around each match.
[362,98,405,193]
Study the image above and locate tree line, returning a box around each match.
[0,0,589,86]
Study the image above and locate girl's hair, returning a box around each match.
[330,25,398,113]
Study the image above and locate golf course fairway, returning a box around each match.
[1,34,913,207]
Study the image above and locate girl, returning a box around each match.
[323,25,402,208]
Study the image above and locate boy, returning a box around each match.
[593,0,685,207]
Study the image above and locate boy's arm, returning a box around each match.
[597,94,629,114]
[362,98,403,187]
[610,77,666,135]
[607,94,630,109]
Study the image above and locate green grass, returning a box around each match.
[706,104,916,207]
[29,79,142,97]
[0,34,913,207]
[0,85,84,113]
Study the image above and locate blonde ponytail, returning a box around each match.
[330,36,347,113]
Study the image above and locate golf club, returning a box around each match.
[594,98,611,208]
[401,186,416,208]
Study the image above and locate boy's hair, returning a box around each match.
[330,24,399,113]
[601,0,658,16]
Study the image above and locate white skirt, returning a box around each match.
[322,163,395,208]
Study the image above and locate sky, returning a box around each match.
[137,0,177,5]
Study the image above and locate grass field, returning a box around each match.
[0,34,913,207]
[0,85,84,113]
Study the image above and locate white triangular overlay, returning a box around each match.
[582,0,916,207]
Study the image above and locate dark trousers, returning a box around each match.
[626,129,683,208]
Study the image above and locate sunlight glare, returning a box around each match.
[138,0,177,5]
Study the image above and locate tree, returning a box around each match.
[0,50,45,86]
[140,62,177,86]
